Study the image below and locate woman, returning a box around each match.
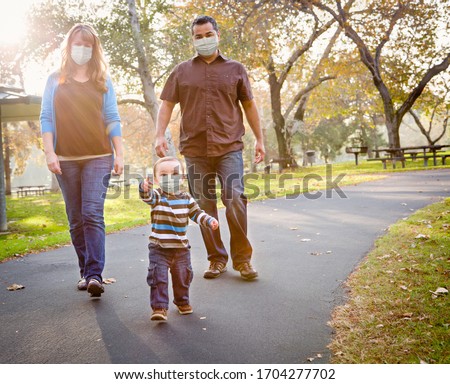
[40,23,124,298]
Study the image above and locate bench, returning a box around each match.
[15,185,49,197]
[407,154,438,167]
[367,157,406,169]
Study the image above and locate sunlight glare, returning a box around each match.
[0,0,37,45]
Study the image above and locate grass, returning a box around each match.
[1,187,147,261]
[328,197,450,363]
[0,158,448,262]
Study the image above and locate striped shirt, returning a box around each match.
[140,186,214,248]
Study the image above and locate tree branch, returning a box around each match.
[284,76,336,120]
[118,98,148,109]
[374,3,405,71]
[398,53,450,122]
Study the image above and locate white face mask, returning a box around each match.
[71,45,93,66]
[193,35,219,56]
[159,175,183,194]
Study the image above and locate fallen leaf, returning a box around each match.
[306,357,315,362]
[400,285,408,291]
[430,287,448,298]
[402,313,413,318]
[415,234,430,240]
[376,324,384,328]
[316,354,323,358]
[103,278,116,285]
[7,284,24,291]
[290,227,298,230]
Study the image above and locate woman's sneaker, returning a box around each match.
[151,308,168,321]
[177,304,193,315]
[87,278,104,297]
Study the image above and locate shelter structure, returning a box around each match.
[0,86,42,231]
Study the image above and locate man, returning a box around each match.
[155,15,265,280]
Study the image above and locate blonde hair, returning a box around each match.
[59,23,108,92]
[153,156,184,177]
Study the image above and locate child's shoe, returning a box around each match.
[151,308,168,321]
[177,304,193,315]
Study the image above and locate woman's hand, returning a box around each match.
[46,151,62,175]
[113,155,124,176]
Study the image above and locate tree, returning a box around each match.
[25,0,180,163]
[407,74,450,145]
[298,0,450,150]
[186,0,349,169]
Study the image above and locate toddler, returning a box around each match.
[139,156,218,321]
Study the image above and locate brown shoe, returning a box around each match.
[151,308,168,321]
[77,278,87,291]
[203,261,227,279]
[87,278,104,297]
[177,304,193,315]
[234,263,258,280]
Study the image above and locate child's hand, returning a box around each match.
[209,218,219,230]
[143,175,153,193]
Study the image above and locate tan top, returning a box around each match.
[54,79,112,157]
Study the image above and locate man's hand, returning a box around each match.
[155,135,168,158]
[254,140,265,164]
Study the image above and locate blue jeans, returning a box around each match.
[185,150,252,267]
[147,243,193,309]
[56,155,112,283]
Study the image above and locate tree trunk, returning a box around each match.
[0,122,8,232]
[126,0,176,157]
[269,76,292,169]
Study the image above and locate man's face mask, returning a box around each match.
[71,45,93,66]
[193,34,219,56]
[159,174,184,194]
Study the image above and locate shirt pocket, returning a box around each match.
[218,74,238,96]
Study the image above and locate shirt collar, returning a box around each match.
[193,50,229,63]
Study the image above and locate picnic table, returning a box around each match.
[369,145,450,169]
[15,185,49,197]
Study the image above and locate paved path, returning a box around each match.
[1,169,449,364]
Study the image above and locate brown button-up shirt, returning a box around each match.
[160,53,254,157]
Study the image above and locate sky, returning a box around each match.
[0,0,39,45]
